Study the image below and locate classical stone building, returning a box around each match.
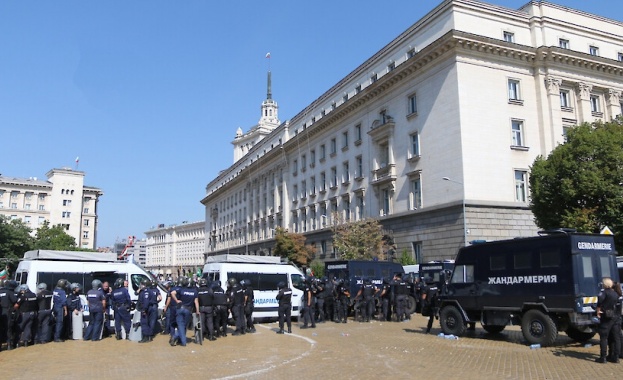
[0,168,103,250]
[201,0,623,262]
[144,221,205,276]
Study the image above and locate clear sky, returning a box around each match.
[1,0,621,247]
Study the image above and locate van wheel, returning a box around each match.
[406,296,417,315]
[440,306,466,336]
[482,325,505,334]
[521,309,557,346]
[565,327,595,343]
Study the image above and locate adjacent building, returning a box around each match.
[201,0,623,263]
[144,221,205,276]
[0,167,103,250]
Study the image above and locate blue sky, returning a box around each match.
[1,0,620,247]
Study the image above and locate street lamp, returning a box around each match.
[442,177,467,246]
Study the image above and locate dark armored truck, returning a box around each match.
[437,231,619,346]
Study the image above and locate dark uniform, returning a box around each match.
[242,280,255,333]
[110,279,132,339]
[228,279,246,335]
[35,284,53,343]
[315,279,326,323]
[595,279,621,363]
[323,278,336,322]
[15,285,38,346]
[356,279,377,322]
[422,279,439,333]
[66,284,83,339]
[379,279,392,322]
[301,279,316,329]
[83,282,105,341]
[212,282,228,337]
[137,281,156,342]
[276,282,292,334]
[392,274,409,322]
[1,280,19,350]
[197,279,216,341]
[335,279,350,323]
[171,278,198,346]
[52,280,68,342]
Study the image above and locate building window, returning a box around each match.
[39,194,46,200]
[344,199,351,221]
[11,191,18,198]
[83,231,89,239]
[292,159,298,175]
[559,38,569,49]
[407,48,416,59]
[11,203,17,209]
[511,120,524,147]
[590,95,601,113]
[410,132,420,158]
[310,149,316,166]
[310,176,316,195]
[320,144,326,160]
[356,194,364,220]
[381,188,391,216]
[25,204,31,210]
[356,156,363,178]
[320,172,326,191]
[387,61,395,72]
[330,138,337,155]
[292,185,298,202]
[84,219,90,226]
[412,242,423,264]
[301,154,306,171]
[410,178,422,210]
[24,216,31,224]
[0,201,3,208]
[508,79,521,101]
[39,205,45,211]
[560,90,571,109]
[515,170,528,202]
[355,124,362,142]
[343,161,350,183]
[619,53,623,62]
[503,31,514,43]
[331,167,338,188]
[589,46,599,56]
[342,131,349,149]
[408,93,417,115]
[355,84,361,94]
[301,181,306,199]
[331,102,336,110]
[371,73,378,83]
[342,94,349,103]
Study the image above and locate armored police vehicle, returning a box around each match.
[437,230,619,346]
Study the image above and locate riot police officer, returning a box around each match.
[137,279,156,343]
[335,279,350,323]
[110,278,132,340]
[170,277,199,346]
[241,279,255,333]
[228,277,246,336]
[1,279,18,351]
[197,278,216,341]
[315,278,326,323]
[421,277,439,333]
[379,278,392,322]
[212,281,228,338]
[66,283,83,339]
[392,273,409,322]
[15,284,38,347]
[276,281,292,334]
[301,276,316,329]
[356,278,377,322]
[35,283,53,344]
[324,277,336,322]
[52,279,68,342]
[84,279,106,341]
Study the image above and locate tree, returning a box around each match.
[309,259,325,278]
[272,227,314,267]
[0,215,35,265]
[529,118,623,248]
[332,218,383,260]
[398,249,416,266]
[34,221,77,251]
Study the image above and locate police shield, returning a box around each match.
[128,311,142,342]
[193,313,203,345]
[72,311,84,340]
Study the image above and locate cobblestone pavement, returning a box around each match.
[1,315,621,380]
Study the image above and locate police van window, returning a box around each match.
[18,272,27,285]
[540,248,560,268]
[39,272,84,291]
[258,274,286,291]
[131,274,148,292]
[291,273,304,289]
[514,252,531,270]
[490,255,506,271]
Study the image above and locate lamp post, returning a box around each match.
[442,177,467,246]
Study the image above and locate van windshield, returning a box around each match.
[227,272,286,291]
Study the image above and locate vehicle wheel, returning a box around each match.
[482,325,505,334]
[521,309,557,346]
[440,306,466,336]
[565,327,596,343]
[406,295,417,315]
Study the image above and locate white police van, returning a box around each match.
[14,250,166,320]
[202,254,305,319]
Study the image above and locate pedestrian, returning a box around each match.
[35,283,53,344]
[227,277,246,335]
[83,279,106,341]
[1,279,19,351]
[197,278,216,341]
[170,277,199,346]
[110,278,132,340]
[241,279,255,333]
[276,281,292,334]
[595,277,620,363]
[14,284,38,347]
[52,279,68,342]
[421,277,439,333]
[355,278,377,322]
[212,281,228,338]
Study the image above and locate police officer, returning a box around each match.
[52,279,68,342]
[595,277,621,363]
[323,277,336,322]
[83,279,106,341]
[162,281,173,335]
[392,273,409,322]
[356,278,377,322]
[170,277,199,346]
[14,284,38,347]
[228,277,246,336]
[379,278,392,322]
[315,278,326,323]
[421,277,439,333]
[197,278,216,341]
[276,281,292,334]
[241,279,255,333]
[335,279,350,323]
[110,278,132,340]
[1,279,18,351]
[137,279,155,343]
[100,281,113,338]
[301,276,316,329]
[66,283,83,339]
[148,280,162,335]
[212,281,228,338]
[35,283,53,344]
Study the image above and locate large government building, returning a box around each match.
[200,0,623,263]
[0,168,103,250]
[144,221,206,276]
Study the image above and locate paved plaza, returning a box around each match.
[1,314,620,380]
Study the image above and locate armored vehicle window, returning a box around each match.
[366,268,375,277]
[581,256,593,278]
[451,265,474,283]
[490,255,506,271]
[599,256,614,279]
[353,268,364,277]
[380,268,392,278]
[514,252,531,269]
[540,248,560,268]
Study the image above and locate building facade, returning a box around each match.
[144,221,205,276]
[201,0,623,263]
[0,167,103,250]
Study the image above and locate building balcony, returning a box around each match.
[370,163,396,186]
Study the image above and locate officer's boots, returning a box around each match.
[276,329,284,334]
[116,332,122,340]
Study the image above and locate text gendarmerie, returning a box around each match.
[488,275,557,285]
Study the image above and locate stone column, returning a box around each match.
[576,82,593,123]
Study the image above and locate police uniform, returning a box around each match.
[379,280,392,322]
[36,287,53,343]
[83,287,105,341]
[172,284,198,346]
[1,281,18,350]
[358,280,377,322]
[66,286,83,339]
[243,282,255,333]
[336,280,350,323]
[138,285,155,342]
[276,284,292,334]
[422,282,439,333]
[110,286,132,339]
[323,279,336,322]
[229,282,246,335]
[212,283,229,337]
[596,283,621,362]
[52,285,68,342]
[197,283,216,341]
[15,288,38,346]
[315,280,326,322]
[392,275,409,321]
[301,282,316,328]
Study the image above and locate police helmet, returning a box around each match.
[92,279,102,290]
[423,276,433,285]
[364,277,372,285]
[37,283,47,292]
[189,279,196,288]
[57,279,68,289]
[211,281,222,290]
[240,279,251,288]
[18,284,30,293]
[70,282,82,292]
[180,277,190,287]
[6,280,19,291]
[176,277,185,286]
[114,278,124,289]
[277,281,286,289]
[227,277,238,287]
[198,278,208,287]
[150,280,158,288]
[140,278,150,288]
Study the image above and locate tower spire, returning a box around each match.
[267,71,272,100]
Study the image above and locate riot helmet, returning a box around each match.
[364,277,372,285]
[37,283,47,292]
[18,284,30,293]
[70,282,82,293]
[114,278,124,289]
[56,279,68,289]
[180,277,190,287]
[277,281,286,289]
[198,278,208,287]
[211,281,222,290]
[227,277,238,288]
[240,279,250,288]
[92,279,102,290]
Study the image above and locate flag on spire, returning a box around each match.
[75,156,80,163]
[265,52,271,59]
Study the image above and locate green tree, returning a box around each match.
[273,227,314,267]
[309,259,325,278]
[529,118,623,247]
[398,249,416,265]
[0,215,35,265]
[34,221,77,250]
[332,218,383,260]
